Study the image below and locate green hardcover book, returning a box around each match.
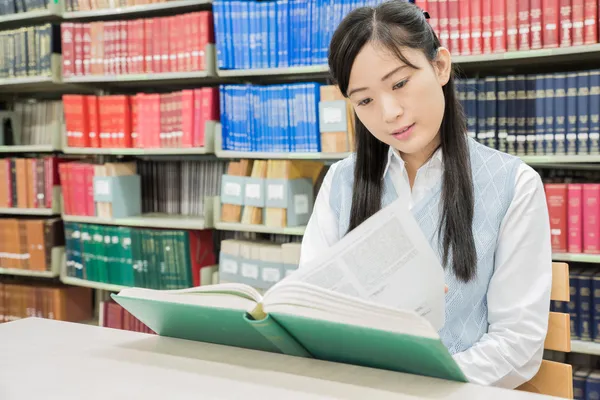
[119,227,134,287]
[112,281,466,383]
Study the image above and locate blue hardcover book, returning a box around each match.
[241,85,251,151]
[496,77,508,154]
[566,72,578,155]
[262,2,271,68]
[587,372,600,400]
[224,1,234,69]
[506,75,517,154]
[231,1,241,69]
[577,71,590,155]
[246,85,254,152]
[277,0,289,68]
[219,85,228,150]
[267,1,277,68]
[299,0,310,65]
[543,74,555,155]
[270,86,280,151]
[593,271,600,342]
[477,79,486,144]
[248,1,257,69]
[241,1,251,70]
[551,300,565,313]
[309,0,319,65]
[579,270,594,342]
[291,84,303,151]
[228,85,238,150]
[554,73,567,155]
[525,75,536,155]
[306,82,321,152]
[465,79,478,141]
[213,1,225,69]
[573,368,591,400]
[485,77,497,150]
[289,0,299,66]
[570,268,581,340]
[534,75,545,155]
[515,75,527,156]
[589,70,600,155]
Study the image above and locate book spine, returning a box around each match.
[593,273,600,342]
[518,0,531,50]
[492,0,506,52]
[590,70,600,155]
[481,0,493,53]
[577,71,590,155]
[560,0,572,47]
[497,77,508,153]
[568,184,583,253]
[506,76,517,154]
[572,0,584,46]
[584,184,600,254]
[459,0,471,55]
[546,183,568,253]
[570,270,581,339]
[543,0,560,47]
[554,73,567,155]
[535,75,545,154]
[544,74,555,154]
[448,0,460,54]
[566,73,578,155]
[530,0,543,49]
[584,0,597,44]
[471,0,483,54]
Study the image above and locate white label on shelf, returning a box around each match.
[245,183,261,199]
[294,194,309,215]
[95,180,111,197]
[224,182,241,197]
[268,184,285,200]
[262,267,281,282]
[221,259,238,274]
[322,107,343,124]
[241,263,259,279]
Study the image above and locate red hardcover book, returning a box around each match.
[584,0,597,44]
[86,96,100,148]
[44,157,61,209]
[183,13,193,71]
[62,95,74,147]
[188,230,217,287]
[530,0,543,49]
[126,20,135,74]
[571,0,584,45]
[546,183,568,252]
[173,91,183,147]
[448,0,460,54]
[152,18,163,73]
[74,24,84,76]
[506,0,519,51]
[162,17,171,73]
[116,96,132,148]
[61,23,75,77]
[120,21,129,75]
[438,0,450,50]
[492,0,506,52]
[481,0,493,53]
[144,19,154,74]
[83,23,92,75]
[58,163,71,215]
[560,0,572,47]
[98,97,109,148]
[518,0,531,50]
[131,95,139,148]
[426,0,439,37]
[144,94,162,148]
[84,164,95,216]
[459,0,471,55]
[542,0,560,47]
[568,184,583,253]
[470,0,483,54]
[104,22,114,75]
[181,90,195,147]
[78,95,91,147]
[192,12,204,71]
[583,184,600,254]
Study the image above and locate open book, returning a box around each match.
[112,197,467,383]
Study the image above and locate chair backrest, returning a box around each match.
[516,262,573,399]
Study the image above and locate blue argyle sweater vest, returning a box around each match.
[329,138,522,354]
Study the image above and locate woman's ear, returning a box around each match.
[433,47,452,86]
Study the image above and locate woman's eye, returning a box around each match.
[358,98,372,106]
[393,80,408,90]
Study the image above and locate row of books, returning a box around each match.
[561,268,600,342]
[0,218,63,271]
[5,101,63,147]
[0,0,50,14]
[0,282,93,323]
[220,83,321,152]
[63,88,218,149]
[65,0,185,12]
[0,157,59,210]
[213,0,380,69]
[545,183,600,254]
[0,25,59,80]
[64,222,217,289]
[416,0,599,55]
[573,367,600,400]
[101,299,154,334]
[219,239,301,291]
[61,12,213,77]
[456,70,600,156]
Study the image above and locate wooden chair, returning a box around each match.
[517,261,573,399]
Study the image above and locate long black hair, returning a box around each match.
[328,1,476,283]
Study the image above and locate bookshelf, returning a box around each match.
[0,145,60,153]
[552,253,600,263]
[0,246,64,278]
[0,3,63,27]
[62,0,212,19]
[0,186,62,216]
[62,213,209,230]
[571,340,600,356]
[217,65,330,78]
[521,155,600,165]
[60,276,130,293]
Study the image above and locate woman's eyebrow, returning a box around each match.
[347,65,408,97]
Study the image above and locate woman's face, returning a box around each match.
[346,42,451,159]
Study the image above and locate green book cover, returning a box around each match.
[111,282,467,384]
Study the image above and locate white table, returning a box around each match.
[0,318,557,399]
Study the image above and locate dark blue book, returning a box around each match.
[589,70,600,155]
[566,72,578,155]
[485,77,497,150]
[543,74,555,155]
[506,75,517,154]
[551,300,566,313]
[477,79,486,144]
[570,268,582,340]
[515,75,527,156]
[219,85,228,149]
[554,73,567,155]
[497,77,508,154]
[577,71,590,155]
[534,75,545,155]
[466,79,478,142]
[587,372,600,400]
[593,271,600,342]
[579,270,594,341]
[573,368,591,400]
[526,75,536,155]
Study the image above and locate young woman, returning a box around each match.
[299,1,552,389]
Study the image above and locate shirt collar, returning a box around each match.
[382,145,444,178]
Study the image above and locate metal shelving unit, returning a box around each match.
[62,0,211,19]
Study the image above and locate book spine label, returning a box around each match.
[584,184,600,254]
[61,23,75,77]
[568,184,583,253]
